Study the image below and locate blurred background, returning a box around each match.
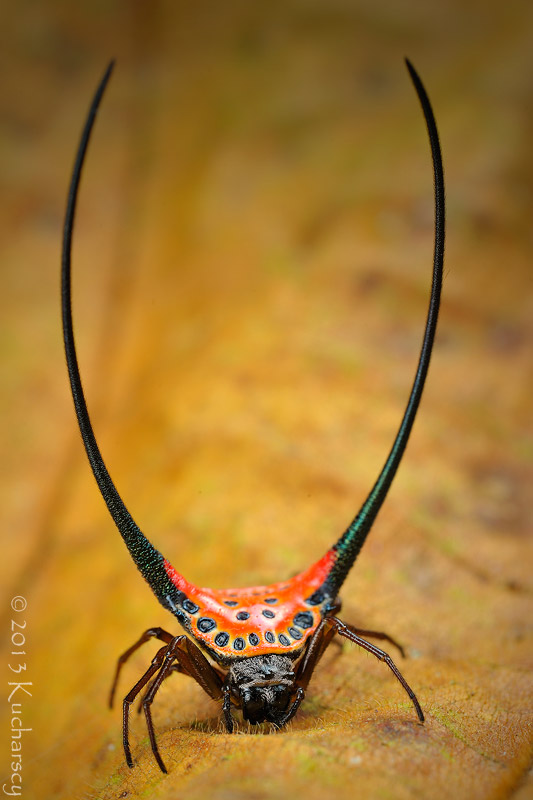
[0,2,532,799]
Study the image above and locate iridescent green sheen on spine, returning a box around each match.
[323,59,445,599]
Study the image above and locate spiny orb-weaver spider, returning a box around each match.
[62,58,444,772]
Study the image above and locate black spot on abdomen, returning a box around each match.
[293,612,313,629]
[305,589,326,606]
[198,617,217,632]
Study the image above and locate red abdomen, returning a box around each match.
[164,550,335,661]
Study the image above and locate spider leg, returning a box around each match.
[339,623,406,658]
[115,635,225,772]
[295,616,422,722]
[139,638,184,773]
[179,636,225,701]
[275,687,305,728]
[139,636,224,773]
[122,643,171,768]
[325,598,345,654]
[222,682,234,733]
[331,617,424,722]
[296,617,338,691]
[109,626,174,708]
[136,662,187,714]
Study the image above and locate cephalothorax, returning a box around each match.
[62,59,444,773]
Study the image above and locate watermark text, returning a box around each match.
[3,598,32,797]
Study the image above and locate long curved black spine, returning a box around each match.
[63,60,444,607]
[323,59,445,598]
[61,62,177,606]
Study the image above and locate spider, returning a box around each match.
[61,58,444,773]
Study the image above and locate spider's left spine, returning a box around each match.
[61,61,178,608]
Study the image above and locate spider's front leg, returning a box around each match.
[332,617,424,721]
[121,640,174,769]
[276,687,306,728]
[222,680,234,733]
[295,616,423,722]
[121,634,224,772]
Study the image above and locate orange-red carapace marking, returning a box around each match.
[164,550,336,660]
